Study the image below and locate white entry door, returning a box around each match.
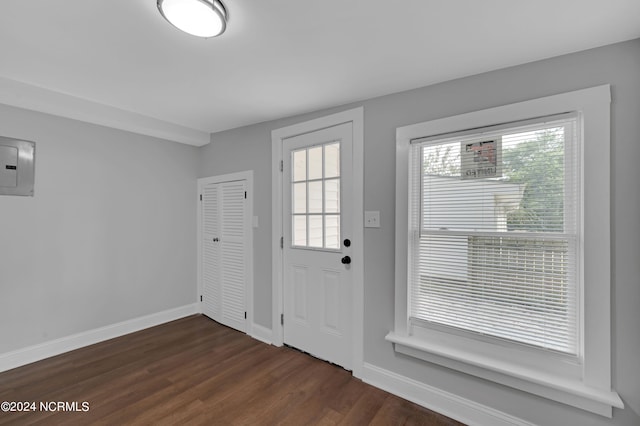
[282,122,353,370]
[201,178,248,333]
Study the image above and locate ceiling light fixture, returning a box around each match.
[157,0,228,38]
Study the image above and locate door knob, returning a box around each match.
[341,256,351,265]
[343,238,351,247]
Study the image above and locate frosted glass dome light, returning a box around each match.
[157,0,227,38]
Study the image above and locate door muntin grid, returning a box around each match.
[291,141,341,251]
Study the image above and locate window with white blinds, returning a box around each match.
[408,114,580,355]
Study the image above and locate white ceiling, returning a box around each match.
[1,1,639,146]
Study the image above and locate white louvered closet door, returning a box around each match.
[202,179,247,333]
[202,182,221,320]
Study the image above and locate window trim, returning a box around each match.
[387,85,622,417]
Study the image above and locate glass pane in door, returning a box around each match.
[291,141,341,250]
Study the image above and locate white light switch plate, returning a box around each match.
[364,210,380,228]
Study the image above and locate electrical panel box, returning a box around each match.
[0,136,35,196]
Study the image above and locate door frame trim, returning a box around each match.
[197,170,254,335]
[271,107,364,378]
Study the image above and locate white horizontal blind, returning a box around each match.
[408,115,580,355]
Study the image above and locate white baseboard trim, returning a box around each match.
[250,323,273,345]
[361,363,535,426]
[0,303,200,373]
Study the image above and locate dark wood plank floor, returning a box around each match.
[0,315,463,425]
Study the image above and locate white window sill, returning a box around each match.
[385,331,623,417]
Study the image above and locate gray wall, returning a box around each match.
[0,105,198,354]
[198,39,640,425]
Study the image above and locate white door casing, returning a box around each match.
[272,107,364,378]
[283,123,353,369]
[198,171,254,334]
